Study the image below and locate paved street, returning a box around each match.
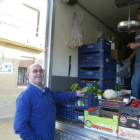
[0,101,20,140]
[0,119,20,140]
[0,101,15,121]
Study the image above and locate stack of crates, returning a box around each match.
[111,58,116,89]
[78,39,113,91]
[56,93,98,122]
[71,93,98,122]
[56,100,72,120]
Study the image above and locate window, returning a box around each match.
[17,57,34,86]
[21,4,40,37]
[17,68,29,85]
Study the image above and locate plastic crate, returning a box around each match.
[72,93,98,110]
[71,107,84,122]
[57,101,72,107]
[79,39,111,54]
[112,70,116,80]
[119,104,140,115]
[56,106,72,120]
[78,78,113,91]
[120,85,125,89]
[117,93,131,99]
[111,58,116,70]
[78,52,111,68]
[78,67,112,79]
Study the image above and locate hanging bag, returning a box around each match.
[67,11,84,48]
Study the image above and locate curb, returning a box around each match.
[0,115,14,122]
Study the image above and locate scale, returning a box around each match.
[117,0,140,34]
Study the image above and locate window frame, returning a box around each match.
[17,56,35,86]
[23,3,40,37]
[17,67,29,86]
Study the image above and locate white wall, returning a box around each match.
[52,0,122,77]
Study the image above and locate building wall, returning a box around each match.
[0,42,44,103]
[0,0,46,103]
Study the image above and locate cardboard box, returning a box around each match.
[84,107,119,136]
[98,99,125,109]
[119,114,140,130]
[119,104,140,130]
[111,43,115,50]
[111,49,124,62]
[118,126,140,140]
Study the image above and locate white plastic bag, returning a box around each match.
[67,11,84,48]
[117,61,131,78]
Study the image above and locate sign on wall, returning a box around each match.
[0,63,13,73]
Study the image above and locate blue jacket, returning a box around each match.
[14,84,77,140]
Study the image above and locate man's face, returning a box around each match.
[137,9,140,21]
[26,64,44,86]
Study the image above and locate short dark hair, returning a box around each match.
[137,7,140,12]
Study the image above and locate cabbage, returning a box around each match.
[81,86,93,93]
[103,89,117,99]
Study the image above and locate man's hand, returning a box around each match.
[125,57,131,62]
[76,90,85,97]
[127,42,139,49]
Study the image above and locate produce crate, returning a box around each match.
[84,107,119,136]
[98,99,125,109]
[118,126,140,140]
[78,52,111,68]
[71,107,84,123]
[57,101,72,107]
[78,78,113,91]
[72,93,98,110]
[111,58,116,70]
[112,70,116,81]
[79,39,111,54]
[120,85,125,89]
[117,92,131,99]
[56,106,72,120]
[119,103,140,116]
[78,67,112,79]
[119,104,140,130]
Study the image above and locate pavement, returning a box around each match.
[0,101,15,121]
[0,101,20,140]
[0,119,20,140]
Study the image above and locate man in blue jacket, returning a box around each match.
[14,64,84,140]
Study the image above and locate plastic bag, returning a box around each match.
[67,11,84,48]
[117,61,131,78]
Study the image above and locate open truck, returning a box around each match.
[45,0,138,139]
[0,0,139,139]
